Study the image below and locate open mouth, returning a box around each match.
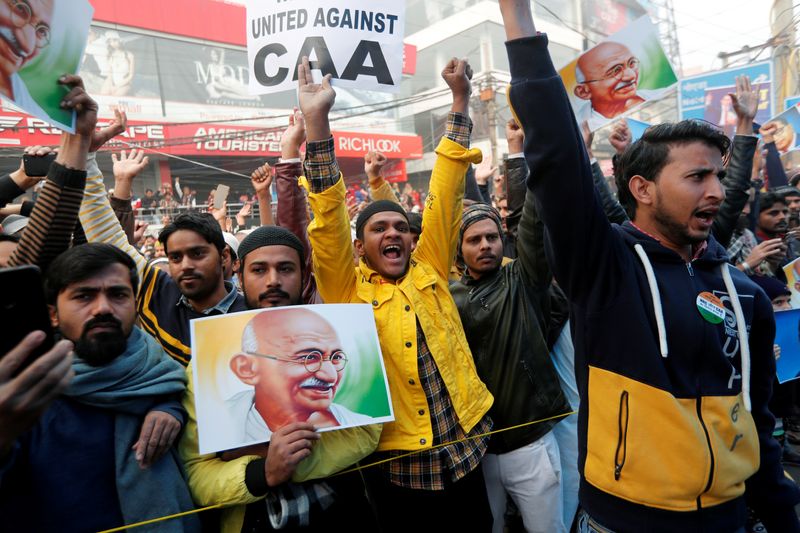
[382,244,402,260]
[300,376,334,392]
[694,207,719,226]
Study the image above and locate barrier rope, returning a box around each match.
[96,410,577,532]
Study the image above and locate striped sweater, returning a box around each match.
[78,155,246,365]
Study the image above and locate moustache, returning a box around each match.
[82,314,123,336]
[258,288,290,301]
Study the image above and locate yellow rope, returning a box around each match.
[96,410,577,532]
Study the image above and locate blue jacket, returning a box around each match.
[506,34,800,532]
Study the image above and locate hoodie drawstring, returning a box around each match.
[721,263,752,412]
[633,243,752,412]
[634,244,669,358]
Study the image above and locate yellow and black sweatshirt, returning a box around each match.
[506,34,800,532]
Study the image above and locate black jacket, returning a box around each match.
[450,157,570,454]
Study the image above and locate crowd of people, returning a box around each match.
[1,1,800,532]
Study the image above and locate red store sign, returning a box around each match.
[0,113,423,160]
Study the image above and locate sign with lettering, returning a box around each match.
[245,0,406,94]
[679,62,773,123]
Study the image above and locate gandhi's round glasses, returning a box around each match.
[6,0,50,50]
[583,58,639,84]
[245,350,348,373]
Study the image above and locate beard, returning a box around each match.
[653,205,707,247]
[244,286,301,309]
[74,315,128,366]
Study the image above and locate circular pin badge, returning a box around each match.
[696,292,726,324]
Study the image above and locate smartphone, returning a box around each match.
[0,265,55,373]
[22,152,57,177]
[213,184,230,210]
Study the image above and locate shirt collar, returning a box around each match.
[177,280,240,315]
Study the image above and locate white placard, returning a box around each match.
[246,0,405,95]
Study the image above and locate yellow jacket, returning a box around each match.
[307,137,494,452]
[178,365,382,533]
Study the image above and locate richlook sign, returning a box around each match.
[245,0,405,95]
[191,304,394,454]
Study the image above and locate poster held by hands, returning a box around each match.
[191,304,394,454]
[559,16,678,132]
[0,0,94,133]
[246,0,406,95]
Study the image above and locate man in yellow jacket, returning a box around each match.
[299,55,495,532]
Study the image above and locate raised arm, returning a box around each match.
[300,58,359,303]
[586,121,629,225]
[499,0,624,304]
[713,76,759,248]
[761,123,789,189]
[274,110,317,302]
[413,58,483,279]
[9,76,100,270]
[365,151,401,204]
[79,145,149,282]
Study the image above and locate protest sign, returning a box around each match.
[763,105,800,154]
[786,96,800,109]
[245,0,405,95]
[775,309,800,384]
[191,304,394,454]
[783,258,800,309]
[0,0,93,133]
[679,62,773,122]
[559,16,677,132]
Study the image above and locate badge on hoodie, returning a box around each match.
[696,292,726,324]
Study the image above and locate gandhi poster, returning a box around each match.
[0,0,93,132]
[559,16,678,132]
[191,304,394,454]
[245,0,406,95]
[783,258,800,309]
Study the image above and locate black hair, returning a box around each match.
[614,120,731,219]
[158,212,225,255]
[0,233,20,244]
[790,173,800,188]
[759,191,787,213]
[45,243,139,304]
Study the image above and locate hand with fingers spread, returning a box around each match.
[475,153,498,186]
[364,151,388,185]
[0,332,74,457]
[112,149,149,201]
[506,119,524,154]
[264,422,320,487]
[281,108,306,160]
[10,145,58,191]
[132,410,182,468]
[90,108,128,153]
[730,75,758,135]
[297,57,336,141]
[441,57,473,114]
[609,120,632,155]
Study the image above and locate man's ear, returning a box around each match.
[221,246,231,266]
[628,175,656,209]
[353,238,366,258]
[230,354,260,385]
[574,84,592,101]
[48,304,59,328]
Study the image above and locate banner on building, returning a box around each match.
[559,16,678,132]
[679,62,773,124]
[191,304,394,454]
[0,0,94,133]
[245,0,406,95]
